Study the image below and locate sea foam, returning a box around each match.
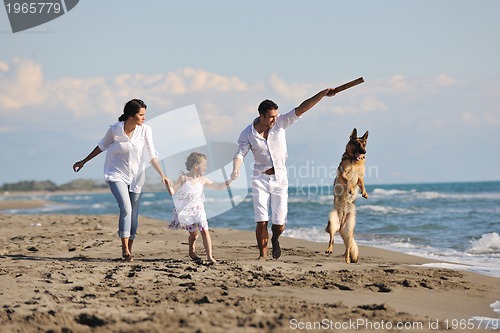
[468,233,500,256]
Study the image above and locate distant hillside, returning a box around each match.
[0,179,108,192]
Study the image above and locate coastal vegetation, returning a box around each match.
[0,179,107,192]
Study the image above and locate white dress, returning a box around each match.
[169,181,208,232]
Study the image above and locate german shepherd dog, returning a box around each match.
[325,128,369,263]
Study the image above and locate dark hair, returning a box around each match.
[258,99,278,116]
[118,99,147,122]
[185,152,207,171]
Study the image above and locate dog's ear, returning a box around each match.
[350,128,358,140]
[361,131,369,141]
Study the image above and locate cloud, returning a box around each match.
[375,74,463,95]
[0,58,45,109]
[114,68,250,97]
[485,113,497,125]
[50,76,118,118]
[0,61,9,72]
[0,57,496,140]
[434,74,457,87]
[387,74,409,91]
[0,60,253,118]
[1,58,499,184]
[268,73,312,102]
[360,95,388,113]
[173,68,249,92]
[461,112,479,125]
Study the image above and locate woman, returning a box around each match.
[72,99,172,262]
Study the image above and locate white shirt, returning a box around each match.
[98,122,159,193]
[235,109,300,182]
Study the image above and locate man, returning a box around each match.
[231,88,336,260]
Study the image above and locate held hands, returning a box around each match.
[162,177,174,195]
[167,172,186,196]
[230,169,240,180]
[162,177,173,188]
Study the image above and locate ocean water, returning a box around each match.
[2,181,500,277]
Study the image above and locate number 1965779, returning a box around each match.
[5,2,62,14]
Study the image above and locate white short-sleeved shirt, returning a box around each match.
[98,122,159,193]
[234,109,300,182]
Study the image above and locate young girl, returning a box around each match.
[169,152,233,264]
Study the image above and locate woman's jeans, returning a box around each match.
[108,181,142,239]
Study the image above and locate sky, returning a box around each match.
[1,0,499,188]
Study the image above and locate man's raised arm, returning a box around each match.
[295,88,336,117]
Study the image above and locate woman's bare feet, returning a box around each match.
[122,252,133,262]
[121,238,133,262]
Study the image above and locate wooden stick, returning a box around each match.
[332,77,364,94]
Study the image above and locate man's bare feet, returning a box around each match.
[190,254,201,261]
[272,238,281,259]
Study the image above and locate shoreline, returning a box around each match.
[0,199,54,210]
[1,198,499,279]
[1,188,110,198]
[0,213,498,332]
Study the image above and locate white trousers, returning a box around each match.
[251,173,288,225]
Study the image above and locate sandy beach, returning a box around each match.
[0,201,499,332]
